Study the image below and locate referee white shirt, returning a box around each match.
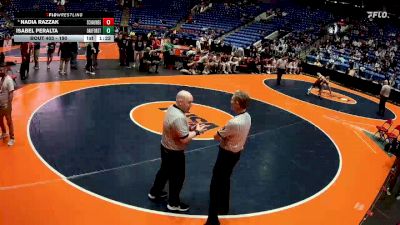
[217,112,251,153]
[161,105,190,151]
[380,84,391,98]
[277,58,287,70]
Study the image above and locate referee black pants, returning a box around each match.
[277,68,285,85]
[378,95,388,116]
[207,147,241,223]
[150,144,185,206]
[20,58,30,79]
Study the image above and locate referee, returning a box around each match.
[378,80,391,117]
[148,90,208,212]
[205,90,252,225]
[276,55,288,85]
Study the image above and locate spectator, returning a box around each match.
[70,42,79,70]
[85,42,95,75]
[19,42,32,80]
[93,42,100,69]
[33,42,40,70]
[0,62,15,146]
[46,42,56,70]
[58,42,72,75]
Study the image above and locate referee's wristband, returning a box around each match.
[195,130,201,136]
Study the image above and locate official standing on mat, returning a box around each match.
[276,55,288,85]
[205,90,252,225]
[148,90,208,212]
[378,80,391,117]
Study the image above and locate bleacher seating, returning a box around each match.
[307,17,400,90]
[223,17,282,48]
[5,0,122,29]
[129,0,196,32]
[223,5,334,48]
[0,17,6,35]
[181,3,269,37]
[8,0,57,13]
[278,6,334,33]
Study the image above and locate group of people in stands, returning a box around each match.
[0,0,13,43]
[178,46,302,75]
[311,23,399,85]
[115,32,162,73]
[114,28,304,76]
[176,30,303,75]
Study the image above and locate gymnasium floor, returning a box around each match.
[0,44,399,225]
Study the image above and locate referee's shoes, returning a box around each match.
[147,191,167,201]
[166,202,190,212]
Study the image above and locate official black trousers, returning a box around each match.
[379,95,388,116]
[150,144,185,206]
[207,147,241,223]
[277,68,285,85]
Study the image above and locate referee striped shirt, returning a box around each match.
[218,112,251,153]
[161,105,190,151]
[277,58,287,69]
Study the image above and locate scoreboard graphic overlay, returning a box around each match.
[13,12,114,42]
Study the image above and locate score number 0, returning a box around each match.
[102,18,115,26]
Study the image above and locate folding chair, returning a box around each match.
[375,119,393,141]
[385,125,400,144]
